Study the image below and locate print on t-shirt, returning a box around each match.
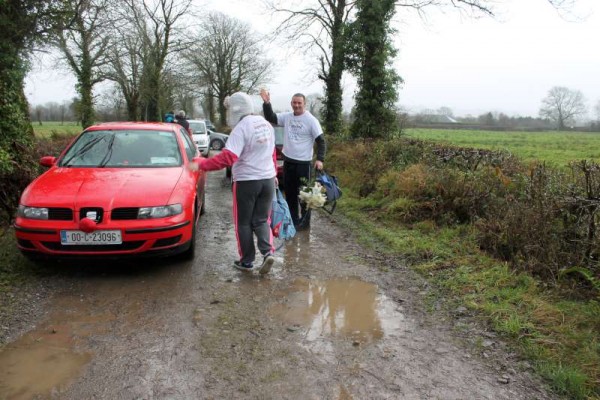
[289,120,304,141]
[254,120,272,144]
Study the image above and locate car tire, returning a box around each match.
[211,139,224,151]
[200,190,206,215]
[180,207,197,260]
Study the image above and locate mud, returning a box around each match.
[0,167,559,399]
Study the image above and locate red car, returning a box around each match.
[14,122,206,260]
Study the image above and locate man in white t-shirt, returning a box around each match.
[260,90,326,229]
[191,92,277,274]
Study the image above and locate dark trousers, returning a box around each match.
[233,178,275,264]
[283,161,311,227]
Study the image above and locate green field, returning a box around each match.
[404,128,600,166]
[32,121,82,137]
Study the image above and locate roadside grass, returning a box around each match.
[404,128,600,166]
[32,121,81,138]
[335,195,600,400]
[0,229,43,315]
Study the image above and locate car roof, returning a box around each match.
[86,122,180,132]
[187,119,206,124]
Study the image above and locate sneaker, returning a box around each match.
[233,260,254,271]
[259,254,275,275]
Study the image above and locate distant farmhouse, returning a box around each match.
[413,114,459,124]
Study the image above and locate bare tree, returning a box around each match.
[264,0,355,136]
[306,93,324,119]
[104,28,145,121]
[186,12,273,126]
[55,0,112,128]
[121,0,193,122]
[539,86,587,130]
[263,0,582,137]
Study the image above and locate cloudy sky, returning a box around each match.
[24,0,600,118]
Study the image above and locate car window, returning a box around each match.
[274,127,284,146]
[189,121,207,135]
[178,128,197,161]
[59,130,182,167]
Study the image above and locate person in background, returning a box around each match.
[190,92,277,274]
[260,89,326,229]
[164,110,175,123]
[175,110,189,131]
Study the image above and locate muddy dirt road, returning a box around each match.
[0,169,559,399]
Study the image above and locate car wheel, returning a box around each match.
[180,207,197,260]
[211,139,224,150]
[200,190,206,215]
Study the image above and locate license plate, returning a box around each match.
[60,230,122,245]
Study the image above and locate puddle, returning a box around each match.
[271,277,407,344]
[0,324,92,399]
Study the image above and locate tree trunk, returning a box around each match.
[217,93,227,127]
[321,4,346,136]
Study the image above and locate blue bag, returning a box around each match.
[271,188,296,242]
[315,170,342,214]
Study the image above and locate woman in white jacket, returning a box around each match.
[191,92,278,274]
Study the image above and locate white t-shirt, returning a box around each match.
[277,111,323,162]
[225,115,276,181]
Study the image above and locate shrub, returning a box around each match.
[329,137,599,292]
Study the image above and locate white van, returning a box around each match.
[188,119,209,157]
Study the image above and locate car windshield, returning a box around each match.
[189,121,206,135]
[59,129,182,168]
[274,127,284,146]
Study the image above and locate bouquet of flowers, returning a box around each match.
[298,181,327,209]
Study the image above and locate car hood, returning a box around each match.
[21,167,183,209]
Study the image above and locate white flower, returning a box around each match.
[299,182,327,209]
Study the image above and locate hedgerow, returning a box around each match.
[328,137,599,293]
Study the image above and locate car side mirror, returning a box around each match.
[40,156,56,167]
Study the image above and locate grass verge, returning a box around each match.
[334,197,599,400]
[32,121,81,138]
[0,229,43,316]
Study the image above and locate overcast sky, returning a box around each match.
[24,0,600,118]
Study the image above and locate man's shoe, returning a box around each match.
[233,260,254,271]
[259,254,275,275]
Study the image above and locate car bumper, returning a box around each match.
[14,217,194,259]
[197,145,209,155]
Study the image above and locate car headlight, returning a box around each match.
[17,205,49,220]
[138,204,183,219]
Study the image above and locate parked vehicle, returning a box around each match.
[208,129,229,151]
[188,119,210,156]
[14,122,206,260]
[204,119,216,131]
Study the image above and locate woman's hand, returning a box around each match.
[260,88,270,103]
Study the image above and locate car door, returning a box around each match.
[177,127,205,201]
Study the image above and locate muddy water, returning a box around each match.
[271,277,407,344]
[0,324,91,399]
[0,168,558,399]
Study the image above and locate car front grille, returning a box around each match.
[17,239,35,249]
[48,208,74,221]
[151,235,182,248]
[111,208,139,220]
